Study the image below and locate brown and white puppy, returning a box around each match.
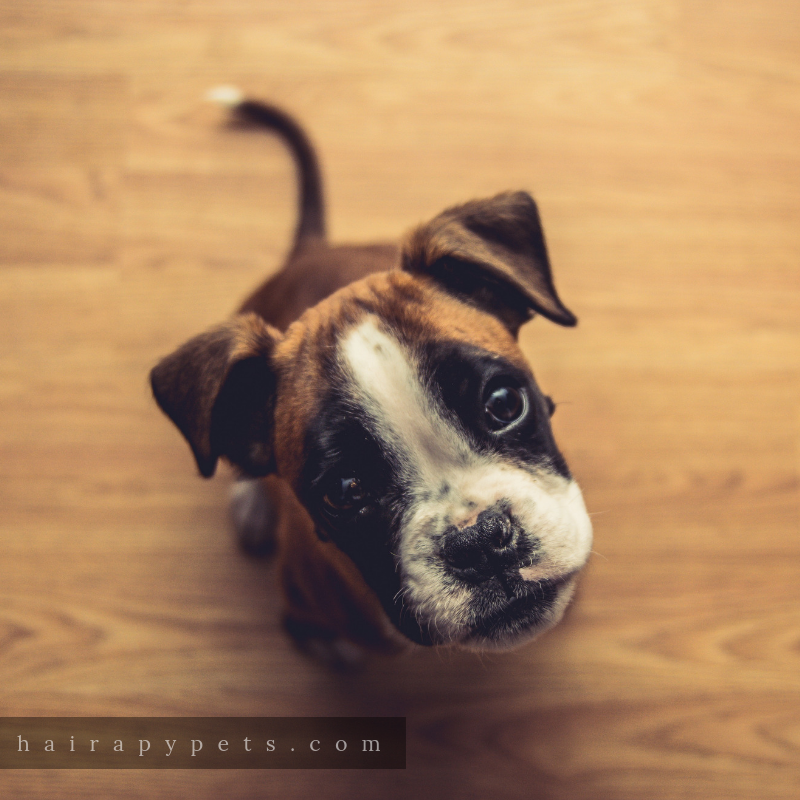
[151,92,592,665]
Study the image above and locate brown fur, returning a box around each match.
[403,192,576,330]
[150,314,280,478]
[150,122,578,659]
[260,475,402,654]
[240,242,399,331]
[232,243,557,655]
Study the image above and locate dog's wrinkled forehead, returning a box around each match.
[271,270,525,483]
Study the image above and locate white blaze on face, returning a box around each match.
[339,316,593,645]
[339,316,473,485]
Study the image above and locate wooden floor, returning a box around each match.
[1,1,798,797]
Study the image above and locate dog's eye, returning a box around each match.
[484,384,525,429]
[322,477,368,513]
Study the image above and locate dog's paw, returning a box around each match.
[282,616,367,672]
[229,478,276,557]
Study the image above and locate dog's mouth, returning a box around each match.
[463,571,578,645]
[390,566,581,648]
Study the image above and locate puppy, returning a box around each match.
[150,91,592,665]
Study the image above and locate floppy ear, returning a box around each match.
[150,313,280,478]
[402,191,576,333]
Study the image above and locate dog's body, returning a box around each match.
[151,94,592,665]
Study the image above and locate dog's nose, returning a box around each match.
[440,509,518,581]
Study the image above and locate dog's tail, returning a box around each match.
[207,86,326,252]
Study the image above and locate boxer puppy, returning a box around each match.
[150,91,592,666]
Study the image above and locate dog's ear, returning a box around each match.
[402,191,576,333]
[150,313,280,478]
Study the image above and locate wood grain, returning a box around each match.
[0,1,798,797]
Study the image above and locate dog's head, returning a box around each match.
[151,192,592,649]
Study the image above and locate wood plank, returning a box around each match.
[0,1,797,797]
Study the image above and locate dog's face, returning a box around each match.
[151,192,592,649]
